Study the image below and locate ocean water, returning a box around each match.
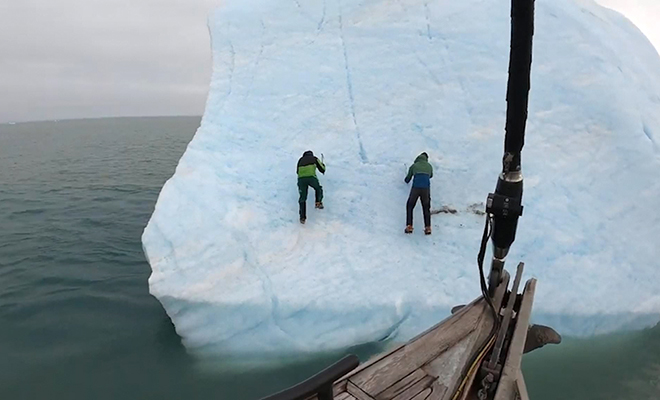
[0,117,657,400]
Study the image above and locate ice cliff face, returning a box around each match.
[594,0,660,53]
[142,0,660,360]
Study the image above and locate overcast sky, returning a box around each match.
[0,0,658,123]
[595,0,660,52]
[0,0,220,123]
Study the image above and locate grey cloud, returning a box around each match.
[594,0,660,53]
[0,0,221,122]
[5,0,656,123]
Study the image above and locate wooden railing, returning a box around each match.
[259,354,360,400]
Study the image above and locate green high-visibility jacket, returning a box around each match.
[297,151,326,178]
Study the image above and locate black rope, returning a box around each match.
[477,215,497,319]
[477,215,502,363]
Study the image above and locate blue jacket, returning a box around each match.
[405,154,433,188]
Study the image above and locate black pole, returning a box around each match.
[486,0,534,293]
[504,0,534,168]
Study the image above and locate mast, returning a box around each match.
[486,0,535,293]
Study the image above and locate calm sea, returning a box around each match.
[0,117,657,400]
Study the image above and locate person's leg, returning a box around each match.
[310,177,323,204]
[421,188,431,228]
[298,179,309,221]
[406,188,421,226]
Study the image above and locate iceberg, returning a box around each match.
[142,0,660,359]
[594,0,660,53]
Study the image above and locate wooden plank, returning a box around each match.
[425,299,502,400]
[493,279,536,400]
[451,325,495,400]
[335,392,358,400]
[309,384,349,400]
[339,272,511,400]
[350,302,484,396]
[375,369,426,400]
[516,370,530,400]
[347,380,376,400]
[338,343,406,382]
[487,263,525,371]
[452,272,511,400]
[410,388,432,400]
[430,270,509,383]
[390,376,435,400]
[421,330,478,397]
[340,272,512,386]
[491,269,511,316]
[426,382,448,400]
[422,328,477,378]
[333,380,348,396]
[340,294,488,384]
[408,295,487,344]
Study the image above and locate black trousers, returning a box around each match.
[298,176,323,220]
[406,187,431,227]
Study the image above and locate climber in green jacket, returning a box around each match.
[297,150,326,224]
[404,152,433,235]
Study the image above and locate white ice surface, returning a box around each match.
[594,0,660,53]
[142,0,660,359]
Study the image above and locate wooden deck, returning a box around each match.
[309,270,537,400]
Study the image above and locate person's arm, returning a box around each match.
[430,164,433,179]
[404,165,414,183]
[316,158,326,174]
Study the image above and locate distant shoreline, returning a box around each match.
[0,115,202,126]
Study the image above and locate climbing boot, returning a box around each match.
[300,218,306,224]
[315,202,324,209]
[424,226,432,235]
[404,225,413,234]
